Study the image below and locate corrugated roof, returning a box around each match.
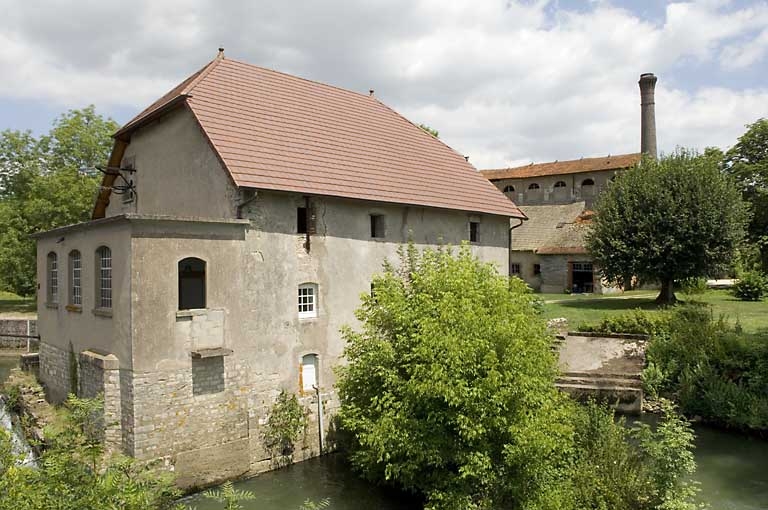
[511,202,589,254]
[112,53,523,219]
[482,153,641,180]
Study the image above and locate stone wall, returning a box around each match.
[38,341,71,403]
[78,350,122,450]
[0,319,36,349]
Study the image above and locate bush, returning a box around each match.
[733,270,768,301]
[577,308,672,336]
[337,244,575,509]
[646,307,768,433]
[569,401,699,510]
[262,390,307,465]
[680,277,708,296]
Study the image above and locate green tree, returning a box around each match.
[724,118,768,271]
[0,106,118,296]
[586,149,749,304]
[336,244,575,510]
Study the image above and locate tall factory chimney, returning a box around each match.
[639,73,658,159]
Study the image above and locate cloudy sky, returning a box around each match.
[1,0,766,169]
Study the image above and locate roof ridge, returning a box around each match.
[181,54,224,96]
[219,57,374,100]
[484,152,641,173]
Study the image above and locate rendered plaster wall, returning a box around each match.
[35,220,133,390]
[508,251,542,291]
[104,107,238,220]
[493,169,620,207]
[122,191,509,485]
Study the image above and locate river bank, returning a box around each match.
[2,355,767,509]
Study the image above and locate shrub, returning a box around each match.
[680,277,708,296]
[577,308,672,336]
[262,390,306,465]
[733,270,768,301]
[569,401,699,510]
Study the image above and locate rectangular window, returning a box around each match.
[370,214,385,238]
[98,247,112,309]
[510,263,521,275]
[48,253,58,303]
[533,264,541,275]
[469,221,480,243]
[297,207,308,234]
[70,251,82,306]
[298,284,317,319]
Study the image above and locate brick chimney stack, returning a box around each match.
[639,73,658,159]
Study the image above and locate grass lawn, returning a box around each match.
[0,291,36,316]
[540,289,768,333]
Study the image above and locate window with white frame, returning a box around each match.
[298,283,318,319]
[69,250,82,306]
[97,246,112,309]
[301,353,319,392]
[47,252,58,303]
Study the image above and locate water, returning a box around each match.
[187,424,768,510]
[2,357,765,509]
[183,454,421,510]
[0,355,35,466]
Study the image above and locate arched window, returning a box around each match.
[554,181,566,188]
[96,246,112,309]
[528,183,540,190]
[178,257,206,310]
[68,250,82,306]
[301,353,319,392]
[47,252,58,304]
[298,283,318,319]
[503,185,515,193]
[581,178,595,187]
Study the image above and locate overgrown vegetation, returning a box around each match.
[337,244,699,509]
[580,305,768,434]
[0,394,183,510]
[262,389,307,466]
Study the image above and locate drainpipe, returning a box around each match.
[313,385,324,453]
[509,217,525,275]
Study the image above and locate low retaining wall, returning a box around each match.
[0,318,38,350]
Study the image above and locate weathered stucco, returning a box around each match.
[36,106,513,486]
[105,107,238,219]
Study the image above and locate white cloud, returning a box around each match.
[0,0,766,168]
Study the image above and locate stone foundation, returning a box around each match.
[38,341,71,403]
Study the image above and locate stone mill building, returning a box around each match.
[33,50,523,486]
[481,73,659,294]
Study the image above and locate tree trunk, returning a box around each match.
[656,279,677,305]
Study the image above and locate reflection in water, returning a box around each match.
[693,425,768,510]
[182,454,421,510]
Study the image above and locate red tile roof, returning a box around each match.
[111,54,523,219]
[482,153,641,180]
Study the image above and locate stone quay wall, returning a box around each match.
[0,318,37,349]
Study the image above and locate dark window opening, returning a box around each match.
[503,185,515,193]
[533,263,541,275]
[581,178,595,186]
[297,207,308,234]
[510,263,521,275]
[528,183,540,190]
[469,221,480,243]
[554,181,566,188]
[570,261,594,293]
[370,214,385,238]
[179,257,206,310]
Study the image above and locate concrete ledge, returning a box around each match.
[176,309,208,318]
[79,350,119,370]
[191,348,233,359]
[91,308,113,318]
